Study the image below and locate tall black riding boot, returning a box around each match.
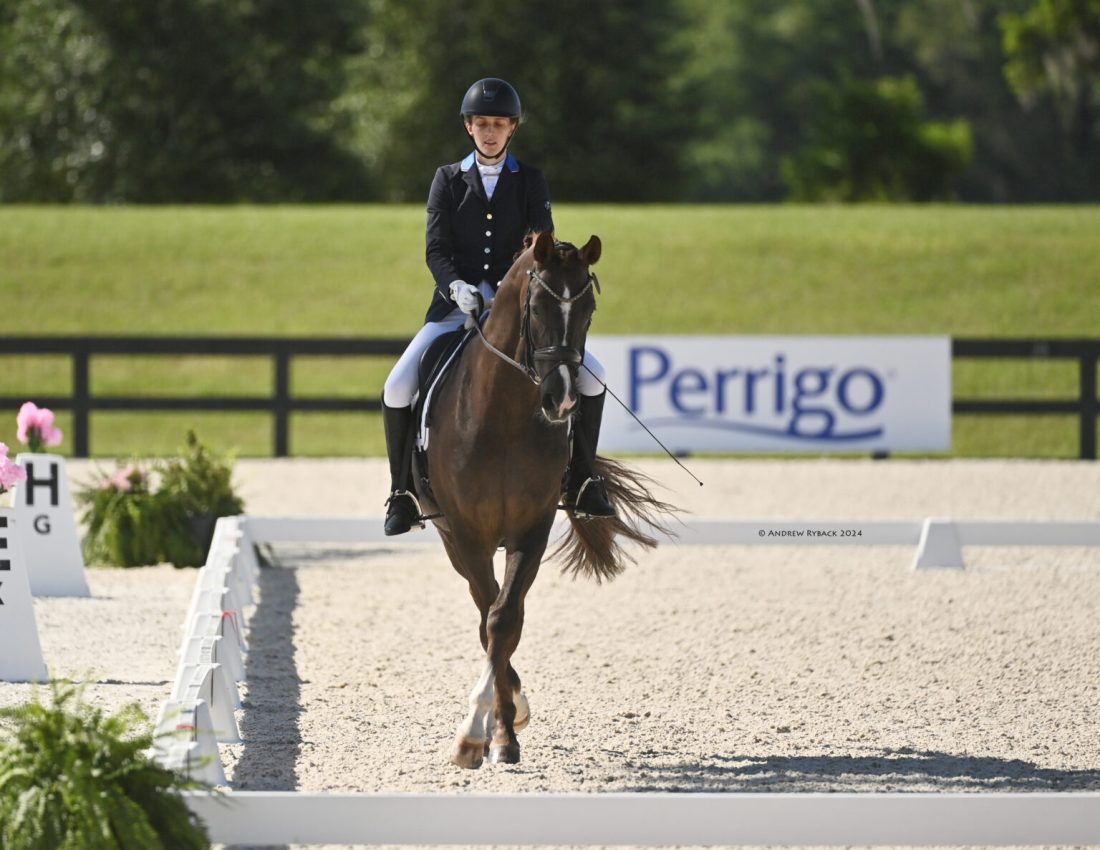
[382,402,421,535]
[564,391,617,518]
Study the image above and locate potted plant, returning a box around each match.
[75,433,244,569]
[0,682,210,849]
[76,462,177,568]
[157,431,244,567]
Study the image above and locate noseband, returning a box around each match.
[520,265,599,384]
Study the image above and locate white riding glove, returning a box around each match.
[449,280,482,315]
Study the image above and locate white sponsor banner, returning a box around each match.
[587,336,951,453]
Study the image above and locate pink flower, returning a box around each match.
[104,465,145,493]
[0,442,28,493]
[16,401,63,453]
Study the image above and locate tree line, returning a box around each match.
[1,0,1097,204]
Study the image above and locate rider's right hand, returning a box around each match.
[449,280,482,315]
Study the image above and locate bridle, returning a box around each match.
[472,256,599,386]
[520,265,599,383]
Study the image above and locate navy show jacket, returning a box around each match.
[424,151,554,323]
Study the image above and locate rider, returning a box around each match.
[381,77,616,535]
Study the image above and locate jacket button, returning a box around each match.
[485,230,492,237]
[486,213,493,220]
[484,264,490,270]
[484,247,490,253]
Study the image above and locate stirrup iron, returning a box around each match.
[385,489,425,534]
[568,475,616,519]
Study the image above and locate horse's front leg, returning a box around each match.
[440,530,499,770]
[452,660,495,769]
[485,525,549,764]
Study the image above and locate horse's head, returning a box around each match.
[523,230,602,423]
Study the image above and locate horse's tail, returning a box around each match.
[548,457,679,583]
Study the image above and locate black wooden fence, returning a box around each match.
[952,338,1098,460]
[1,336,1098,459]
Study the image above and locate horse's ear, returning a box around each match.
[579,235,601,266]
[533,231,555,265]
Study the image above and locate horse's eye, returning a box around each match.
[532,305,541,318]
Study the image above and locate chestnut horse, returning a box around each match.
[418,231,672,768]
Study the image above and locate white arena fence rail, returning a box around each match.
[243,515,1100,570]
[182,790,1100,846]
[155,514,1100,846]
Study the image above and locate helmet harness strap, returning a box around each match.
[468,123,518,164]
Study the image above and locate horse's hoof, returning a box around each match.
[488,742,521,764]
[450,737,486,769]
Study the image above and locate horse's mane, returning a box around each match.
[519,230,540,254]
[516,231,580,263]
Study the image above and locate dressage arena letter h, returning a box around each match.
[21,461,60,507]
[13,453,90,597]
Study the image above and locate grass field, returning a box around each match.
[2,205,1098,459]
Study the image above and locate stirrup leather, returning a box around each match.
[385,489,425,532]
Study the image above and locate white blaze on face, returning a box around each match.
[556,364,575,416]
[556,285,576,416]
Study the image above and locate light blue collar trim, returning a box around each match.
[461,152,519,172]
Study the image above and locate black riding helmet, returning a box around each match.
[460,78,522,120]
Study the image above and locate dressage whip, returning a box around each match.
[581,362,705,488]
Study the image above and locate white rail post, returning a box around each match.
[154,699,227,786]
[912,518,966,570]
[171,662,241,743]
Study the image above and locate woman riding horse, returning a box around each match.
[425,229,671,767]
[381,77,615,534]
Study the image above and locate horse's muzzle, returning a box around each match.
[538,364,578,423]
[541,390,576,422]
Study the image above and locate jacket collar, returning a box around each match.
[461,151,519,172]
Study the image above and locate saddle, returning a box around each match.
[406,314,484,510]
[414,325,476,450]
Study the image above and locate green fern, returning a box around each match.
[0,682,210,850]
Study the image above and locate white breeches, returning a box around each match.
[383,284,606,408]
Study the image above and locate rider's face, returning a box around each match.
[466,115,517,162]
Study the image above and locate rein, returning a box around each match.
[471,261,599,386]
[466,253,704,486]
